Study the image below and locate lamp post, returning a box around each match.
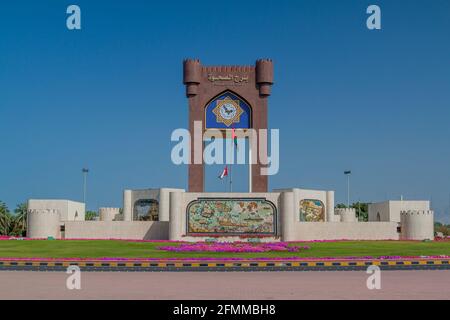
[82,168,89,205]
[344,170,351,208]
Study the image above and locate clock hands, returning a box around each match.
[223,105,234,115]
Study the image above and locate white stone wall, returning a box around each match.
[27,199,85,221]
[368,201,390,221]
[282,222,400,241]
[123,190,133,221]
[400,210,434,240]
[27,209,61,239]
[368,200,430,222]
[274,188,336,222]
[65,221,169,240]
[99,207,120,221]
[169,191,281,241]
[167,190,401,242]
[123,188,185,221]
[336,208,358,222]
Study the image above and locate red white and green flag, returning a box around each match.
[231,128,238,148]
[218,166,228,179]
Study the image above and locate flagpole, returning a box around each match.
[248,136,252,193]
[230,163,233,192]
[226,168,229,193]
[230,128,235,193]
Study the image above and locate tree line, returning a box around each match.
[335,202,369,221]
[0,201,27,236]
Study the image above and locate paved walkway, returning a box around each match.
[0,270,449,299]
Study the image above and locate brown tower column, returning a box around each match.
[183,59,274,192]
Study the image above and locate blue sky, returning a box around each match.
[0,0,449,222]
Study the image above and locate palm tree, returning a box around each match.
[0,202,11,235]
[13,202,27,236]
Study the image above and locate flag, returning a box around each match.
[218,166,228,179]
[231,128,238,148]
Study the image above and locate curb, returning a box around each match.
[0,259,448,272]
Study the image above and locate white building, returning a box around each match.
[368,200,430,222]
[27,199,85,239]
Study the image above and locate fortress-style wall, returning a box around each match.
[336,208,358,222]
[27,199,85,221]
[400,210,434,240]
[27,209,61,239]
[25,193,433,241]
[274,188,336,222]
[368,200,430,222]
[65,221,169,240]
[167,190,406,242]
[99,207,120,221]
[282,222,400,241]
[123,188,185,222]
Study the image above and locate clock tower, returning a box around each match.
[183,58,274,193]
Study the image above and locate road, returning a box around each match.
[0,270,448,300]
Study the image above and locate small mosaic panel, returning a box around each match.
[299,199,325,222]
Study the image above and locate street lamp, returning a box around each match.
[344,170,351,208]
[82,168,89,205]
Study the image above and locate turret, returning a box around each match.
[256,59,274,96]
[183,59,202,97]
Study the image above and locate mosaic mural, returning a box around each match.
[299,199,325,222]
[133,199,159,221]
[187,198,276,235]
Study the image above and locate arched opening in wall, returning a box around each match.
[376,212,381,221]
[133,199,159,221]
[299,199,325,222]
[203,90,253,192]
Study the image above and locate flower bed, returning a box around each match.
[157,242,309,253]
[183,234,279,239]
[0,255,447,262]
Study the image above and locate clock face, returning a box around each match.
[219,102,237,120]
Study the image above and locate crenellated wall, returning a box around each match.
[27,209,61,239]
[99,207,120,221]
[400,210,434,240]
[335,208,358,222]
[25,191,433,241]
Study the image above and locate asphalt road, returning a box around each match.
[0,270,449,300]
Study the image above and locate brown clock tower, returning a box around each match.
[183,58,274,193]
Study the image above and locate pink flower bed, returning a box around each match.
[2,237,448,242]
[0,237,181,242]
[0,255,448,262]
[157,242,310,253]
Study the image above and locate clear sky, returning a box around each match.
[1,0,449,222]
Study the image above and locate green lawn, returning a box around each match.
[0,240,448,259]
